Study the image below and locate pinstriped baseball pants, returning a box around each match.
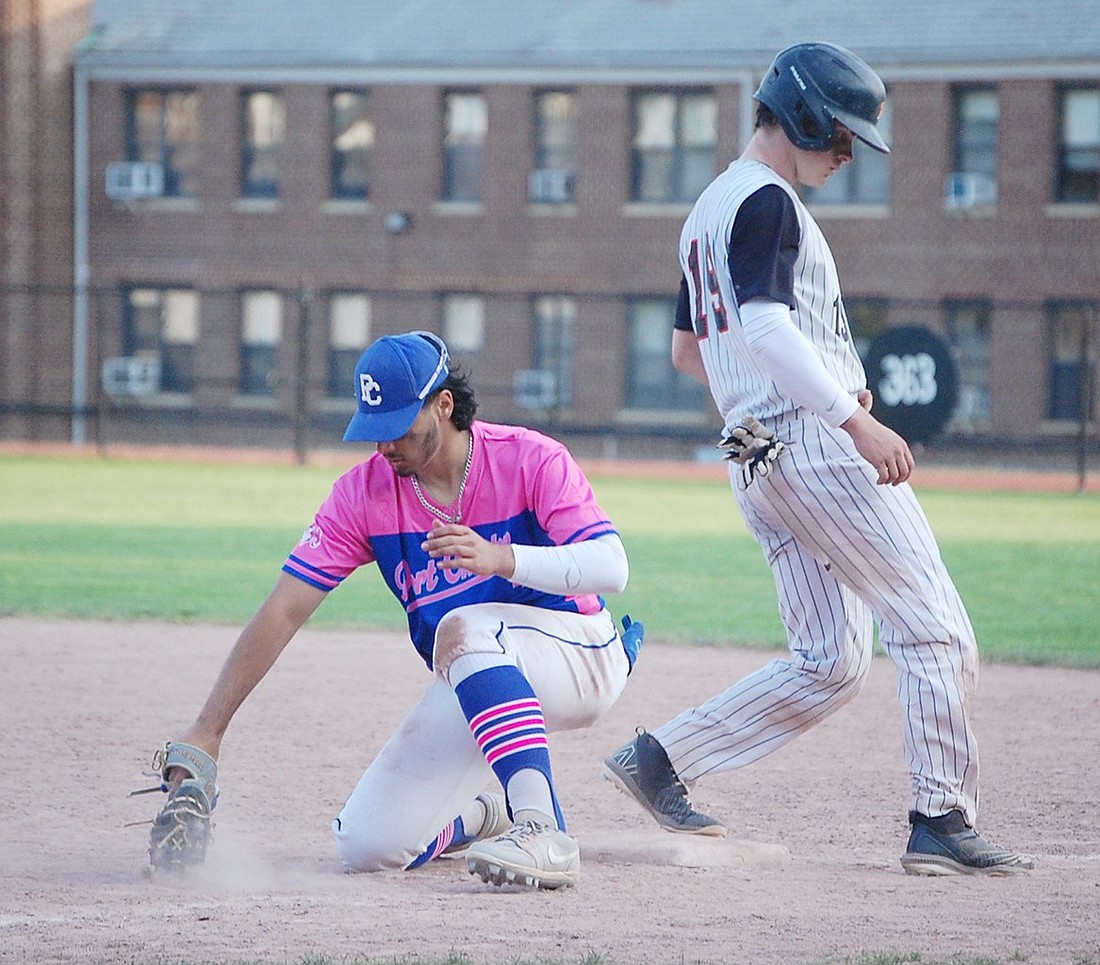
[654,415,980,825]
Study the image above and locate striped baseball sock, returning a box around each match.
[453,665,563,830]
[406,815,465,869]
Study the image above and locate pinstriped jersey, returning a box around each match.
[678,158,866,427]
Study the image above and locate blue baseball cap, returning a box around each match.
[343,331,451,442]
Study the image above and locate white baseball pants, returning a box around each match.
[332,603,630,871]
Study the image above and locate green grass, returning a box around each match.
[2,454,1100,667]
[597,477,1100,665]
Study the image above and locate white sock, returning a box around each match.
[506,769,556,827]
[447,650,513,687]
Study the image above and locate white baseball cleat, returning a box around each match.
[466,813,580,890]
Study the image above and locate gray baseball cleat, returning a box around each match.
[466,812,580,890]
[603,729,726,837]
[900,811,1036,876]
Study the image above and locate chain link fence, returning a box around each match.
[2,282,1096,489]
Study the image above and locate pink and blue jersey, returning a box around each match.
[283,421,618,668]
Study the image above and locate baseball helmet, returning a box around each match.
[755,42,890,154]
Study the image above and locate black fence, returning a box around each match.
[1,281,1097,489]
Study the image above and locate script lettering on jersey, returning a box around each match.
[392,532,513,604]
[686,237,729,338]
[297,523,323,549]
[392,556,471,601]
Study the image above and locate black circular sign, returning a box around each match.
[862,325,958,444]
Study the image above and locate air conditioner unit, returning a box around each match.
[514,369,557,409]
[944,172,996,210]
[105,161,165,201]
[527,168,574,204]
[101,355,161,397]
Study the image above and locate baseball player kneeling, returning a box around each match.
[139,330,643,890]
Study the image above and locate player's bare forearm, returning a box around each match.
[183,573,326,756]
[422,521,516,578]
[840,405,914,486]
[671,329,709,386]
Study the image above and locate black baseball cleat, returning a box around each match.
[900,810,1036,876]
[603,728,726,837]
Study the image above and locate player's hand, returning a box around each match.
[422,521,516,578]
[856,388,873,413]
[840,406,914,486]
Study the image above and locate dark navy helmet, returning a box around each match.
[755,42,890,154]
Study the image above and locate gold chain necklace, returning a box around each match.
[410,433,473,524]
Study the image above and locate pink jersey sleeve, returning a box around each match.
[282,463,381,591]
[525,441,617,545]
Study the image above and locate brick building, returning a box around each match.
[3,1,1099,458]
[1,0,91,438]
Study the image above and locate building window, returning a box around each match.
[626,298,706,410]
[241,91,285,199]
[804,100,892,206]
[331,90,374,201]
[532,295,576,406]
[442,92,487,202]
[240,290,283,396]
[953,87,999,180]
[442,294,485,370]
[123,287,199,393]
[942,87,1000,209]
[1047,302,1096,421]
[126,89,199,197]
[1056,87,1100,203]
[327,293,371,397]
[529,91,577,204]
[944,300,992,436]
[631,90,716,204]
[846,298,890,360]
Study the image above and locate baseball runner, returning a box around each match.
[141,330,644,889]
[603,42,1034,876]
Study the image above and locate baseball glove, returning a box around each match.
[132,741,219,872]
[619,613,645,674]
[716,416,788,486]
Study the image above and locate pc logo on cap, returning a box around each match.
[342,331,450,442]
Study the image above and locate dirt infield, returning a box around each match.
[2,617,1099,965]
